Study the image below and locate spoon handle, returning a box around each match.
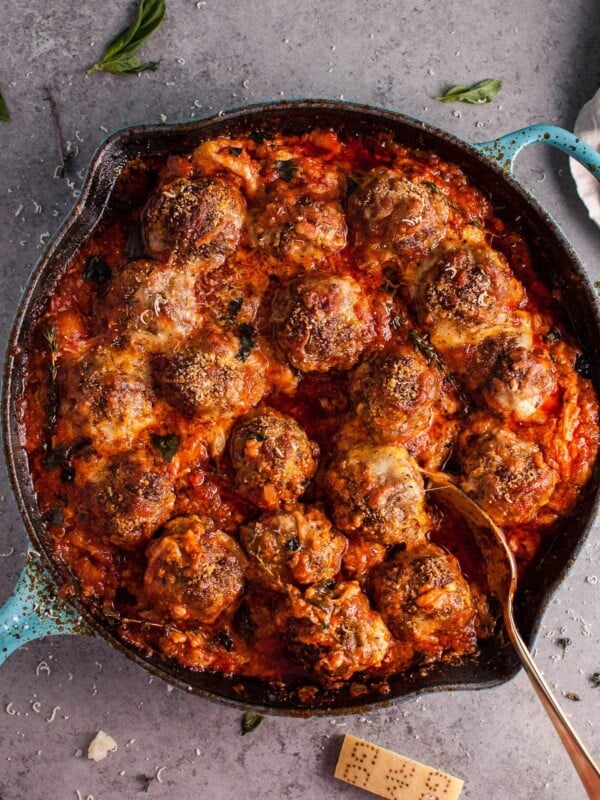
[505,605,600,798]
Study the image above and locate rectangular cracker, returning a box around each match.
[334,733,463,800]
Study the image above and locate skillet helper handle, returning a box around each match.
[0,553,90,665]
[504,600,600,799]
[473,123,600,178]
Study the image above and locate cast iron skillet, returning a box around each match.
[3,100,600,715]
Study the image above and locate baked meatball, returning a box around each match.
[349,344,441,441]
[416,244,525,348]
[152,326,267,420]
[274,580,391,682]
[142,176,245,266]
[59,347,155,447]
[271,274,373,372]
[230,409,319,509]
[241,505,346,591]
[100,259,199,348]
[347,168,449,258]
[325,443,431,546]
[90,451,176,550]
[458,425,559,525]
[251,191,347,266]
[144,515,246,624]
[466,335,557,421]
[371,545,476,659]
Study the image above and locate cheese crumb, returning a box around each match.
[87,731,118,762]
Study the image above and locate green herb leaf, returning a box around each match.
[436,79,502,105]
[284,536,300,552]
[591,672,600,688]
[241,711,264,735]
[0,89,10,122]
[236,323,256,362]
[275,159,298,181]
[575,353,592,379]
[83,255,111,284]
[151,433,179,462]
[98,53,160,75]
[557,636,571,658]
[140,773,154,792]
[88,0,166,75]
[422,180,461,212]
[46,507,64,527]
[228,297,244,320]
[215,630,234,652]
[546,327,562,344]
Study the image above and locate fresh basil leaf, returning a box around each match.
[104,0,165,60]
[241,711,264,735]
[151,433,179,462]
[0,90,10,122]
[88,0,166,75]
[98,54,160,75]
[436,79,502,105]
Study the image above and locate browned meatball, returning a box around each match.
[271,274,373,372]
[144,515,246,623]
[59,347,155,447]
[274,580,391,682]
[240,505,346,591]
[416,245,525,348]
[100,259,199,348]
[230,409,319,509]
[349,344,442,441]
[325,443,431,546]
[89,451,176,550]
[370,545,476,659]
[251,191,347,266]
[142,176,245,266]
[347,168,450,258]
[466,335,557,421]
[458,425,559,525]
[152,326,267,420]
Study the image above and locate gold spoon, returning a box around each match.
[425,469,600,799]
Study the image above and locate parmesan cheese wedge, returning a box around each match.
[334,734,463,800]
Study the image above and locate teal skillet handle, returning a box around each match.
[472,123,600,178]
[0,553,92,665]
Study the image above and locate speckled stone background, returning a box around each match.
[1,1,600,798]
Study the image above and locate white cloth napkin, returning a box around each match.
[570,87,600,227]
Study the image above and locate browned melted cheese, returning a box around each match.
[20,129,600,699]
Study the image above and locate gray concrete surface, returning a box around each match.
[1,1,600,798]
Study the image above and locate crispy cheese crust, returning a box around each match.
[21,128,599,697]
